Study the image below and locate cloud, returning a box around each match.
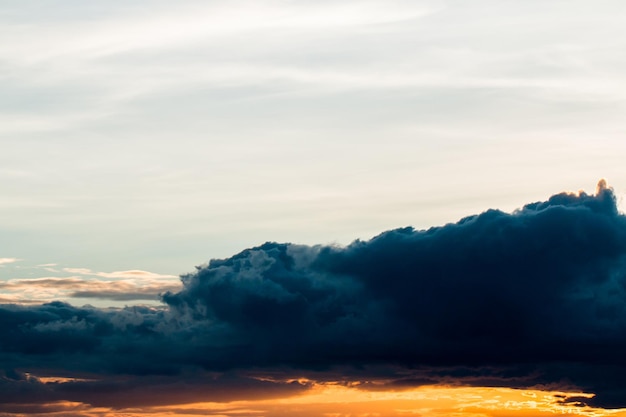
[0,267,180,305]
[62,268,177,279]
[0,276,182,303]
[0,294,46,305]
[0,258,20,266]
[1,1,434,65]
[2,182,626,408]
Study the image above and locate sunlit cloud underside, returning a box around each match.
[2,383,622,417]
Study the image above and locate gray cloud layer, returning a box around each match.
[2,183,626,408]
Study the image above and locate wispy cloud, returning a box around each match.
[0,258,20,266]
[0,294,47,305]
[0,266,180,304]
[62,268,177,279]
[0,276,181,303]
[0,1,435,64]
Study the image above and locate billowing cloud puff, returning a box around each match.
[2,182,626,408]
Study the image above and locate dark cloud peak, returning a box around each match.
[3,181,626,408]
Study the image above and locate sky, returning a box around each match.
[3,1,626,416]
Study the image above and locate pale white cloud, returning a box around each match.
[0,258,20,266]
[62,268,93,275]
[95,270,178,279]
[63,268,177,279]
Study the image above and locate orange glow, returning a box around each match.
[3,382,626,417]
[35,376,96,384]
[69,384,626,417]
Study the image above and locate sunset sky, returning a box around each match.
[3,1,626,416]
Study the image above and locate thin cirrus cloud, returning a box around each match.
[0,0,438,126]
[2,181,626,412]
[0,1,433,62]
[0,277,181,302]
[0,1,434,141]
[10,0,620,132]
[61,267,176,279]
[0,268,180,304]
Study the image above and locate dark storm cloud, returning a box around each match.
[2,182,626,408]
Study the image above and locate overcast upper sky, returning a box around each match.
[3,0,626,295]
